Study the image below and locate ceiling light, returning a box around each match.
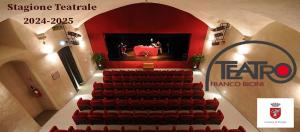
[59,40,66,46]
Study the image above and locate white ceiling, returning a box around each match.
[1,0,300,35]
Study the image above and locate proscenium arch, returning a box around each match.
[205,40,297,91]
[75,2,216,28]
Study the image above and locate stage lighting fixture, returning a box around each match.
[68,40,79,45]
[67,31,81,38]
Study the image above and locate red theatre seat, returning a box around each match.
[206,98,219,110]
[88,110,104,124]
[180,111,194,124]
[208,110,224,124]
[77,98,91,111]
[163,111,179,124]
[49,126,68,132]
[72,110,89,125]
[193,82,203,89]
[194,111,209,124]
[102,98,115,109]
[92,90,103,99]
[103,76,112,83]
[103,71,112,76]
[90,99,103,109]
[103,90,114,97]
[68,126,85,132]
[93,82,102,90]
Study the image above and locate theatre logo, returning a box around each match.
[205,41,297,90]
[257,98,294,128]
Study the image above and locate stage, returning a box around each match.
[116,51,179,61]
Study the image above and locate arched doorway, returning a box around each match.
[0,61,57,126]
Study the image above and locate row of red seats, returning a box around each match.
[103,76,193,83]
[92,89,204,99]
[93,82,203,90]
[77,98,219,110]
[50,126,246,132]
[103,70,193,76]
[72,110,224,125]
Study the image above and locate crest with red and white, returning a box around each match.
[270,102,281,119]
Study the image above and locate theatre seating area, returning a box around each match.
[49,70,245,131]
[77,98,219,110]
[93,82,203,89]
[72,70,223,125]
[91,89,204,99]
[91,82,204,99]
[72,110,224,125]
[50,126,246,132]
[103,70,193,83]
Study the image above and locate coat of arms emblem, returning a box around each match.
[270,102,281,119]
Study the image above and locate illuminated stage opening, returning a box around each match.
[105,33,190,61]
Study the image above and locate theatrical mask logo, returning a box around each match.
[270,102,281,119]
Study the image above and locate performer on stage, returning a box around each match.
[118,42,127,56]
[150,38,156,46]
[166,43,171,54]
[155,41,163,54]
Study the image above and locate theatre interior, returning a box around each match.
[0,0,300,132]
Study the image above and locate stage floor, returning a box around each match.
[115,51,185,61]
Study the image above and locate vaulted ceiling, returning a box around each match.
[1,0,300,35]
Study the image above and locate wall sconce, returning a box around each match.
[59,40,67,46]
[36,33,54,54]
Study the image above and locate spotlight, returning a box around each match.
[67,31,81,38]
[66,31,82,46]
[69,40,79,45]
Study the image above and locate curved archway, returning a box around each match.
[0,60,57,126]
[74,2,274,36]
